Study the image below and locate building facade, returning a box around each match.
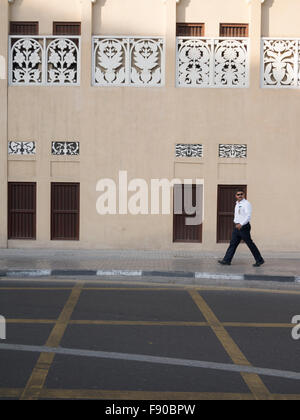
[0,0,300,252]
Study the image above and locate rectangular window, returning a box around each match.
[8,182,36,240]
[176,23,205,37]
[51,183,80,240]
[217,185,247,243]
[10,21,39,35]
[220,23,249,37]
[173,184,203,243]
[53,22,81,36]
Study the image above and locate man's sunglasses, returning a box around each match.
[236,193,244,196]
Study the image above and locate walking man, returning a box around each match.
[218,190,264,267]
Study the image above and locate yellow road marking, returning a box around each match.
[192,285,300,295]
[39,389,255,400]
[0,388,21,398]
[222,323,293,328]
[4,318,294,328]
[188,290,273,400]
[69,320,209,326]
[0,288,73,291]
[273,394,300,401]
[0,287,179,291]
[0,388,299,400]
[1,284,300,295]
[20,282,84,401]
[6,319,55,324]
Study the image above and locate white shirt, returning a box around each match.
[234,199,252,226]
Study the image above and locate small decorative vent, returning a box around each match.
[219,144,247,158]
[176,144,203,158]
[52,142,80,156]
[8,141,36,155]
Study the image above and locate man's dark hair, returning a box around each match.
[236,189,245,194]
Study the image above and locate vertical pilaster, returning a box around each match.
[164,0,177,87]
[0,0,9,248]
[80,0,93,244]
[81,0,93,89]
[248,0,264,88]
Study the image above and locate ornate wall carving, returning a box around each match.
[219,144,247,158]
[177,37,249,88]
[8,141,36,155]
[9,36,80,85]
[93,37,165,86]
[262,39,300,87]
[51,142,80,156]
[176,144,203,158]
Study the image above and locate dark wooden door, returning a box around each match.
[173,184,202,243]
[8,182,36,240]
[176,23,205,37]
[51,183,80,240]
[10,21,39,35]
[53,22,81,35]
[220,23,249,37]
[217,185,247,243]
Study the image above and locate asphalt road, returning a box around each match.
[0,277,299,401]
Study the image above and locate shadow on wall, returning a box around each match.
[176,0,192,23]
[261,0,275,37]
[92,0,109,35]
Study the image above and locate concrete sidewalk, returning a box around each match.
[0,249,299,283]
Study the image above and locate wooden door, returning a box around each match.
[173,184,203,243]
[8,182,36,240]
[176,23,205,37]
[217,185,247,243]
[10,21,39,35]
[220,23,249,37]
[51,183,80,240]
[53,22,81,35]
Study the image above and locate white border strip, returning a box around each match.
[6,270,51,278]
[96,270,142,277]
[195,272,244,281]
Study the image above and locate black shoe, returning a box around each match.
[218,260,231,266]
[253,259,265,267]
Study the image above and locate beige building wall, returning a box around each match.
[92,0,166,36]
[3,0,300,252]
[9,0,82,35]
[262,0,300,37]
[177,0,249,36]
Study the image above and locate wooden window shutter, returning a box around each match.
[217,185,247,243]
[220,23,249,37]
[53,22,81,36]
[51,183,80,241]
[173,184,202,243]
[10,22,39,35]
[8,182,36,240]
[176,23,205,37]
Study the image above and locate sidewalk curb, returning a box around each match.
[0,269,299,284]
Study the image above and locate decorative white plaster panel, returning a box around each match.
[177,37,249,88]
[93,36,165,87]
[262,38,300,88]
[9,36,80,86]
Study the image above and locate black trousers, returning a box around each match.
[223,223,263,263]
